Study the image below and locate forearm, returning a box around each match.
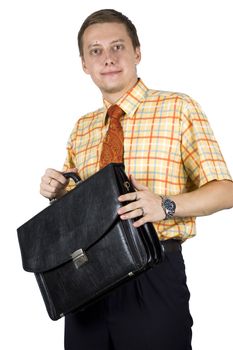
[118,178,233,228]
[170,180,233,218]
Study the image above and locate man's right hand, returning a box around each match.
[40,168,77,200]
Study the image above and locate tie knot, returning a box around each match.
[107,105,124,120]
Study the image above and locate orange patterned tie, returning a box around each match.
[99,105,125,169]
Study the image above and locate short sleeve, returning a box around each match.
[62,122,79,191]
[180,97,232,188]
[63,143,76,173]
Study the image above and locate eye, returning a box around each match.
[112,44,124,51]
[90,48,102,56]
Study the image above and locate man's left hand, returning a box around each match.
[118,175,166,227]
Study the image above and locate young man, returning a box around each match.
[40,9,233,350]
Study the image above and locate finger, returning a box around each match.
[118,191,139,202]
[45,168,68,186]
[40,181,57,194]
[119,207,144,220]
[41,174,50,186]
[41,175,64,191]
[63,168,78,175]
[40,187,56,199]
[133,215,148,228]
[130,175,148,191]
[118,201,140,215]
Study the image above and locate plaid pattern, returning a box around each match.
[63,79,232,241]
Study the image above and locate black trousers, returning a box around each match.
[65,247,193,350]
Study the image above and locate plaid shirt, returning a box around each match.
[63,79,232,241]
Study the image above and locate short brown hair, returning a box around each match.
[78,9,140,57]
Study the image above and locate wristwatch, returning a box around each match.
[160,196,176,220]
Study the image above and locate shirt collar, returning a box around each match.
[103,78,149,122]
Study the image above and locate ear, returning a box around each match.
[134,47,141,65]
[81,57,90,74]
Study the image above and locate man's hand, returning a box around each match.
[117,175,166,227]
[118,176,233,227]
[40,168,77,200]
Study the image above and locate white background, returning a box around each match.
[0,0,232,349]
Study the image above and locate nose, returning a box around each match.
[105,58,114,66]
[103,49,116,66]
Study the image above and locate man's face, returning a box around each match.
[81,22,141,102]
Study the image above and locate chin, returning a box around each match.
[101,82,126,95]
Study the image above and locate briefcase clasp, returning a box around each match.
[123,181,131,192]
[71,249,88,269]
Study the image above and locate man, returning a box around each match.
[40,9,233,350]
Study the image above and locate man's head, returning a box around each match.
[78,9,141,103]
[78,9,140,58]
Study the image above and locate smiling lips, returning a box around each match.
[101,70,122,76]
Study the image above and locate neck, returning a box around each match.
[102,78,139,104]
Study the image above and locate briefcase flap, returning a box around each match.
[17,164,126,273]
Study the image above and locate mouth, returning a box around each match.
[101,70,122,77]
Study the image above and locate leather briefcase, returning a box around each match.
[17,163,163,320]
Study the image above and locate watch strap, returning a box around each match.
[160,196,176,220]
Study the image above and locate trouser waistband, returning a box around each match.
[160,239,182,254]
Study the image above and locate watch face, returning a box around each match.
[164,198,176,212]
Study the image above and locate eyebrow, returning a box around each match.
[87,39,125,49]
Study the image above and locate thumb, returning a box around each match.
[65,168,78,174]
[130,174,148,191]
[63,168,80,183]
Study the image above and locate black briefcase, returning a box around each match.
[17,163,163,320]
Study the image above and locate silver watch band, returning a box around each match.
[160,196,176,219]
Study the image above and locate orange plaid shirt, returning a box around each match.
[63,79,232,241]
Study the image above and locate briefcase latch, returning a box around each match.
[71,249,88,269]
[123,181,131,192]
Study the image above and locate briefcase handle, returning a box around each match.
[63,172,82,184]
